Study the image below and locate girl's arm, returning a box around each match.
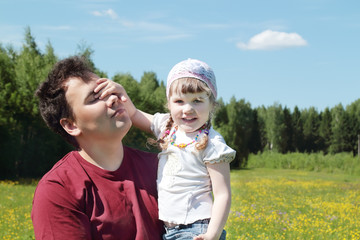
[131,109,153,133]
[194,162,231,240]
[94,78,153,133]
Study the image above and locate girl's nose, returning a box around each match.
[183,103,194,113]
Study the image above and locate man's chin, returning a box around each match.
[115,118,132,131]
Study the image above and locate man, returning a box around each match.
[31,56,163,239]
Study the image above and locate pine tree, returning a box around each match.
[319,108,332,153]
[220,97,253,168]
[330,104,352,153]
[281,107,293,153]
[302,107,321,152]
[292,106,304,152]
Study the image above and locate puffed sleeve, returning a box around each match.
[202,128,236,164]
[151,113,170,139]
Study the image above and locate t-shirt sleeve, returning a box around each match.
[202,130,236,164]
[150,113,170,138]
[31,180,92,240]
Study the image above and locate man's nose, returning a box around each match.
[106,94,120,107]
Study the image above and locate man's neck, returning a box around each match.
[78,141,124,171]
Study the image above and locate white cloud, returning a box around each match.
[91,9,118,19]
[237,29,307,50]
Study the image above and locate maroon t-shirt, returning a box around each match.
[31,146,163,240]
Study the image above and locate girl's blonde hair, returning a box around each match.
[150,77,216,151]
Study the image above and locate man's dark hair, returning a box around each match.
[35,56,93,149]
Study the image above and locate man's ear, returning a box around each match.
[60,118,81,136]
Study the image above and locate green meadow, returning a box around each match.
[0,179,36,240]
[1,168,359,239]
[226,168,359,240]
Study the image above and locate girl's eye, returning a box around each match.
[174,100,183,104]
[194,99,203,103]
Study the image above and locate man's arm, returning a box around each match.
[31,180,92,240]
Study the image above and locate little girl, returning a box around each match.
[95,58,236,240]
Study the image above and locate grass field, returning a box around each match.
[0,179,36,240]
[226,168,360,240]
[1,169,359,239]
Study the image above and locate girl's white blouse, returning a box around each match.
[151,113,236,225]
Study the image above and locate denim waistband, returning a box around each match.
[165,219,210,230]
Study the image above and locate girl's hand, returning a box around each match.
[193,235,206,240]
[93,78,154,132]
[193,233,217,240]
[94,78,129,104]
[94,78,137,117]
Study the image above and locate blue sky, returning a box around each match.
[1,0,360,111]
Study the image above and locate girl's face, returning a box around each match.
[168,90,213,133]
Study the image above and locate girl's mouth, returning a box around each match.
[182,118,197,123]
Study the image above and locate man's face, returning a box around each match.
[63,74,132,141]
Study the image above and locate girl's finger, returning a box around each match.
[96,78,108,84]
[120,95,128,102]
[99,86,117,99]
[94,81,109,93]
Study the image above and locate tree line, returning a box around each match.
[1,28,359,179]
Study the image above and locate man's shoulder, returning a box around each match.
[39,151,80,183]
